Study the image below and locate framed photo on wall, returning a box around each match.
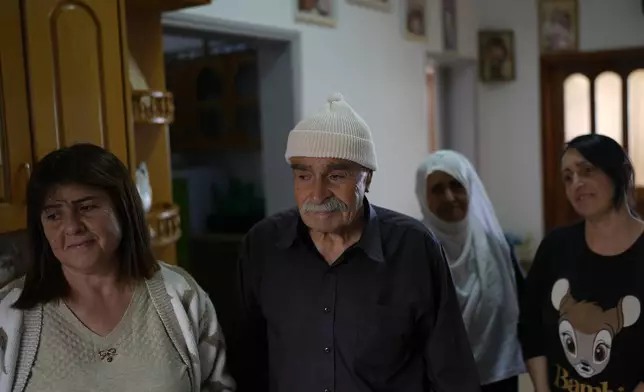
[442,0,457,52]
[539,0,579,53]
[296,0,337,27]
[347,0,392,12]
[478,30,516,82]
[404,0,426,41]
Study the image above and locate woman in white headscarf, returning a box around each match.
[415,150,525,392]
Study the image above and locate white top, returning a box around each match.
[415,150,526,384]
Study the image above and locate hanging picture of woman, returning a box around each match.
[404,0,426,41]
[296,0,336,27]
[479,30,516,82]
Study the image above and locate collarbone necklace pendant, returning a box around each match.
[98,348,117,362]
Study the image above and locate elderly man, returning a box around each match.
[235,93,479,392]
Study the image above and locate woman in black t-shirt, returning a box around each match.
[519,134,644,392]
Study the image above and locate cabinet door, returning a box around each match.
[22,0,131,166]
[0,0,34,233]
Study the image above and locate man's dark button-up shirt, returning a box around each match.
[235,200,480,392]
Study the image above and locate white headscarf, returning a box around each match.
[415,150,525,384]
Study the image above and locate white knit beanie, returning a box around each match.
[285,93,378,171]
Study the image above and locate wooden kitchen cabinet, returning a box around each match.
[22,0,131,166]
[0,0,211,263]
[0,0,132,233]
[0,0,35,233]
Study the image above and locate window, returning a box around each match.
[563,69,644,179]
[594,71,623,145]
[563,73,590,141]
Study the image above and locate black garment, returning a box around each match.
[234,200,479,392]
[519,221,644,392]
[481,376,518,392]
[506,239,526,306]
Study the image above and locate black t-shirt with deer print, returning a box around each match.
[519,221,644,392]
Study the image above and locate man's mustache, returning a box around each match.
[301,198,349,213]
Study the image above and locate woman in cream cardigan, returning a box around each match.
[0,143,235,392]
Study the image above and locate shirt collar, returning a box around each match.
[277,198,385,263]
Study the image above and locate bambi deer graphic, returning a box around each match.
[551,278,641,379]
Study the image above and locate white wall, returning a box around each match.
[454,0,478,59]
[427,0,478,59]
[178,0,437,217]
[257,41,297,214]
[476,0,644,248]
[476,0,541,243]
[443,64,478,167]
[579,0,644,51]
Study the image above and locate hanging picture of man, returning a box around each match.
[404,0,426,41]
[296,0,336,27]
[479,30,516,82]
[539,0,578,53]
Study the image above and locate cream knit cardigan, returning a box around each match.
[0,262,236,392]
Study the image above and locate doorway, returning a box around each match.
[160,13,301,382]
[161,13,300,263]
[541,48,644,231]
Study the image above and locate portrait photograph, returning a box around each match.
[479,30,516,82]
[296,0,336,27]
[347,0,392,12]
[404,0,426,41]
[539,0,578,53]
[442,0,457,52]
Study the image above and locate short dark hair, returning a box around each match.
[13,143,158,309]
[563,134,635,209]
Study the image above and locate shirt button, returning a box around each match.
[323,307,331,313]
[324,347,331,353]
[324,389,331,392]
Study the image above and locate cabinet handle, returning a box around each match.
[23,162,32,180]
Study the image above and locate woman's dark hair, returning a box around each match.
[13,143,158,309]
[563,134,635,209]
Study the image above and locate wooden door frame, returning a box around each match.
[541,55,563,232]
[541,48,644,232]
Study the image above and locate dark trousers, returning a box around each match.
[481,376,519,392]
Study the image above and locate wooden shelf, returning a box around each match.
[166,50,261,155]
[132,90,175,125]
[147,202,182,248]
[151,230,182,247]
[127,0,210,12]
